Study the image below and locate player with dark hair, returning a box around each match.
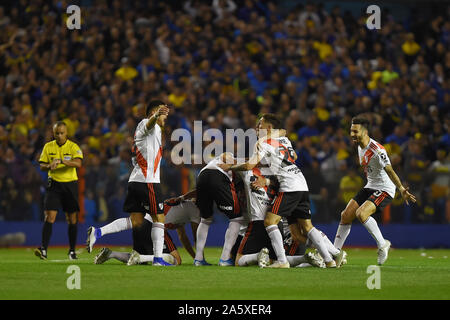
[35,121,83,260]
[333,115,416,265]
[221,114,342,268]
[112,100,171,266]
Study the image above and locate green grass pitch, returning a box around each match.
[1,247,449,300]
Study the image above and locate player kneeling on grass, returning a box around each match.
[93,215,180,266]
[222,114,344,268]
[87,197,200,263]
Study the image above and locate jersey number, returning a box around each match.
[277,146,296,167]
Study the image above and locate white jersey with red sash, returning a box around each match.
[358,138,396,198]
[256,136,308,192]
[129,119,163,183]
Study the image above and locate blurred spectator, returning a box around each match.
[427,149,450,223]
[338,167,364,207]
[0,0,448,225]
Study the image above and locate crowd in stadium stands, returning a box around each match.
[0,0,449,224]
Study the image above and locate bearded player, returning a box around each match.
[333,116,416,265]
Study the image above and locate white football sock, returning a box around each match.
[319,229,340,256]
[100,217,131,236]
[220,219,242,261]
[139,254,175,264]
[151,222,165,258]
[266,225,287,264]
[286,255,307,267]
[308,227,333,263]
[195,218,212,261]
[334,223,352,250]
[139,254,154,263]
[109,251,131,263]
[237,253,258,266]
[363,216,386,248]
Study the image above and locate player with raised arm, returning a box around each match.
[221,114,342,268]
[120,100,171,266]
[333,116,416,265]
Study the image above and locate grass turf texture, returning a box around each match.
[0,247,449,300]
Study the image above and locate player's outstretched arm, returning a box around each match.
[164,189,197,206]
[220,147,261,172]
[384,165,417,205]
[176,226,196,259]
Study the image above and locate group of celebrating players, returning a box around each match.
[36,100,417,268]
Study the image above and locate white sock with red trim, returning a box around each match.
[266,225,287,264]
[318,229,340,256]
[308,227,333,263]
[363,216,386,248]
[151,222,165,258]
[100,218,131,236]
[195,218,212,261]
[237,253,258,266]
[220,218,242,261]
[334,223,351,250]
[139,254,176,264]
[286,255,307,266]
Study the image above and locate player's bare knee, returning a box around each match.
[153,213,165,224]
[44,211,56,223]
[130,213,144,227]
[355,207,368,223]
[264,213,280,227]
[340,209,354,224]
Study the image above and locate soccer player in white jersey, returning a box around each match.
[234,167,322,268]
[333,116,416,265]
[121,100,171,266]
[193,152,246,266]
[222,114,342,268]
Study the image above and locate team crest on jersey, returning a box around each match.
[159,203,164,210]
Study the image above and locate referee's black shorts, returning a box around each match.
[123,182,164,215]
[44,178,79,213]
[195,169,241,219]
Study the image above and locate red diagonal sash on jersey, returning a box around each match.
[265,138,282,148]
[252,167,269,194]
[135,146,148,178]
[265,138,295,164]
[153,146,163,177]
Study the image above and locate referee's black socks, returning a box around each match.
[68,223,77,252]
[42,221,53,250]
